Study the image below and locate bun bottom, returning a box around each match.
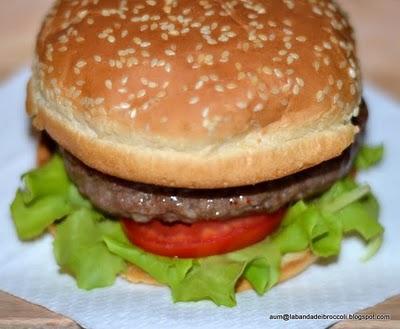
[39,133,317,293]
[122,250,316,292]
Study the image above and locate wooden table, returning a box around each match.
[0,1,399,328]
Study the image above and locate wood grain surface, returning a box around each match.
[0,292,80,329]
[0,1,399,328]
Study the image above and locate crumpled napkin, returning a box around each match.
[0,69,399,329]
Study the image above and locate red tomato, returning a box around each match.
[122,210,285,258]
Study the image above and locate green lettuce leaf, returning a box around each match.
[10,156,73,239]
[11,191,72,240]
[355,144,384,170]
[361,235,383,262]
[104,238,193,287]
[54,209,126,289]
[11,154,126,288]
[10,153,384,306]
[170,257,245,306]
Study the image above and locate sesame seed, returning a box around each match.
[236,101,247,109]
[296,77,304,87]
[296,36,307,42]
[316,90,324,102]
[148,81,158,88]
[284,42,292,49]
[283,19,292,27]
[202,107,209,118]
[195,80,204,90]
[189,96,199,104]
[165,49,175,56]
[127,57,139,67]
[215,84,224,92]
[105,80,113,90]
[274,68,283,78]
[209,74,218,81]
[314,45,323,52]
[350,84,356,95]
[312,6,323,16]
[253,103,264,112]
[130,109,137,119]
[137,89,146,98]
[262,66,272,75]
[348,67,356,78]
[238,72,246,80]
[157,90,167,98]
[95,98,104,105]
[186,54,194,63]
[119,103,130,110]
[76,60,87,68]
[221,50,230,58]
[150,58,158,67]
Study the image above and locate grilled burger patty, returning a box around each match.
[62,103,367,223]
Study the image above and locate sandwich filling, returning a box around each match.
[62,104,368,224]
[10,103,384,306]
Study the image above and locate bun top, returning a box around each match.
[28,0,361,188]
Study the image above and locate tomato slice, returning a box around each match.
[122,210,285,258]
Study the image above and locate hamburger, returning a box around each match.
[11,0,384,306]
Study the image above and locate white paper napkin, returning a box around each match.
[0,69,399,329]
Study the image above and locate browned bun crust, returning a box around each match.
[29,0,361,188]
[36,132,56,166]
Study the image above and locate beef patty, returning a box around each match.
[62,102,368,223]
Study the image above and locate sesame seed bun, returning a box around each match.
[28,0,361,188]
